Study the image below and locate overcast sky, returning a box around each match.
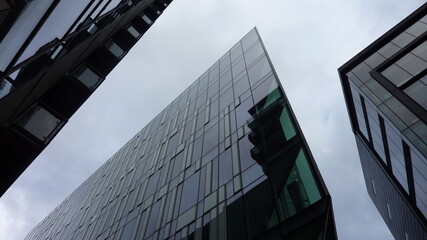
[0,1,425,240]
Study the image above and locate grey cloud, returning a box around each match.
[0,1,424,240]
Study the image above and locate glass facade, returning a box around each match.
[339,4,427,240]
[26,28,336,240]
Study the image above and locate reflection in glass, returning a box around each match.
[127,26,140,38]
[105,41,126,59]
[72,65,103,89]
[247,56,271,86]
[15,104,63,142]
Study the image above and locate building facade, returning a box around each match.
[26,28,337,240]
[339,3,427,240]
[0,0,173,196]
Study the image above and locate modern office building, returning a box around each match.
[339,3,427,240]
[26,28,337,240]
[0,0,173,197]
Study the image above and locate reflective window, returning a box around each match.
[244,41,264,66]
[105,41,126,59]
[72,65,103,89]
[280,106,297,141]
[231,58,246,79]
[141,14,153,25]
[180,172,200,214]
[233,74,250,98]
[238,137,257,171]
[247,56,271,86]
[16,104,63,142]
[219,149,233,186]
[241,30,259,51]
[252,74,279,105]
[127,26,141,38]
[385,122,408,192]
[279,148,322,219]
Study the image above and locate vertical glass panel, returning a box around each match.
[73,65,103,89]
[238,137,257,171]
[144,170,161,200]
[280,106,297,141]
[120,217,137,240]
[16,104,62,142]
[219,149,233,186]
[233,74,250,98]
[180,172,200,214]
[244,41,264,66]
[280,148,321,219]
[203,125,218,155]
[385,122,408,192]
[252,74,279,105]
[231,58,246,79]
[247,56,271,87]
[241,30,259,51]
[145,201,161,238]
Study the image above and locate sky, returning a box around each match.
[0,0,425,239]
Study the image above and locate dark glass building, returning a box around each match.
[26,28,337,240]
[0,0,173,196]
[339,3,427,240]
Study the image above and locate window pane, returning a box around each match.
[73,65,102,89]
[16,104,62,142]
[127,26,140,38]
[106,41,125,58]
[180,172,200,214]
[247,56,271,86]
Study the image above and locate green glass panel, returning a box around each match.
[280,148,322,219]
[280,106,297,141]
